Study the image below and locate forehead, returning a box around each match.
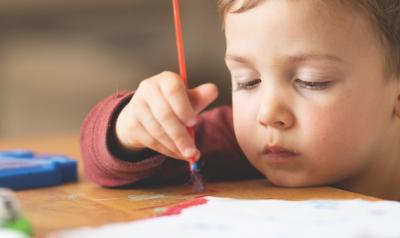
[224,0,380,66]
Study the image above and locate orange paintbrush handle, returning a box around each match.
[172,0,197,166]
[172,0,188,84]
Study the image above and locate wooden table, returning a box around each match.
[0,135,379,237]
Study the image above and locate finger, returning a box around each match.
[133,119,183,160]
[134,101,183,159]
[117,99,180,159]
[159,73,197,127]
[115,102,146,151]
[188,83,219,113]
[144,85,199,159]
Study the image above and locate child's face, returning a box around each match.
[225,0,400,187]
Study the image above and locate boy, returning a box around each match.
[81,0,400,200]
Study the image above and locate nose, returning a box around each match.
[257,88,295,130]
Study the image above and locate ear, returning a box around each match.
[395,81,400,119]
[395,95,400,119]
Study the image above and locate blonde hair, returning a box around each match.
[217,0,400,76]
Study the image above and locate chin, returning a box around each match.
[267,176,311,187]
[262,169,327,188]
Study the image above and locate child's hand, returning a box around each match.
[115,71,218,161]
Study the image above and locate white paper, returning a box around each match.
[50,196,400,238]
[0,229,29,238]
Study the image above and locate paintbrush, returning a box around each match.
[171,0,205,193]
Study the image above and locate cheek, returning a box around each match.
[287,103,369,186]
[299,98,373,172]
[232,98,259,155]
[303,107,350,154]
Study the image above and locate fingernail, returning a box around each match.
[187,150,200,163]
[186,118,197,127]
[183,147,195,158]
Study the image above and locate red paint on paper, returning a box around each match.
[160,197,208,216]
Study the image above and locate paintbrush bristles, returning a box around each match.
[191,170,205,193]
[190,161,205,193]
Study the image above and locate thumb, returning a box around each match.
[188,83,219,114]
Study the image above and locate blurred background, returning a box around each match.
[0,0,230,138]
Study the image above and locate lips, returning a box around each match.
[262,145,299,163]
[264,145,295,153]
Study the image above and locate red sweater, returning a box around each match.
[80,91,261,187]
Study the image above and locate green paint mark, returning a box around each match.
[127,194,165,201]
[3,216,32,236]
[153,207,167,213]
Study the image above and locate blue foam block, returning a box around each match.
[0,150,78,190]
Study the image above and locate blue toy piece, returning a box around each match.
[0,150,78,190]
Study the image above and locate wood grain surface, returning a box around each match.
[0,135,379,237]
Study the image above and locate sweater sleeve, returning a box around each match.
[80,91,167,187]
[80,91,261,187]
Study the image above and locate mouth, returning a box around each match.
[262,145,299,164]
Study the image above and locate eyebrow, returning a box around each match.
[225,54,252,64]
[225,52,345,64]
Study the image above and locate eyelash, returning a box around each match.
[235,79,261,91]
[235,78,332,91]
[294,79,331,90]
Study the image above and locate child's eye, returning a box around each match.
[295,79,331,90]
[235,79,261,91]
